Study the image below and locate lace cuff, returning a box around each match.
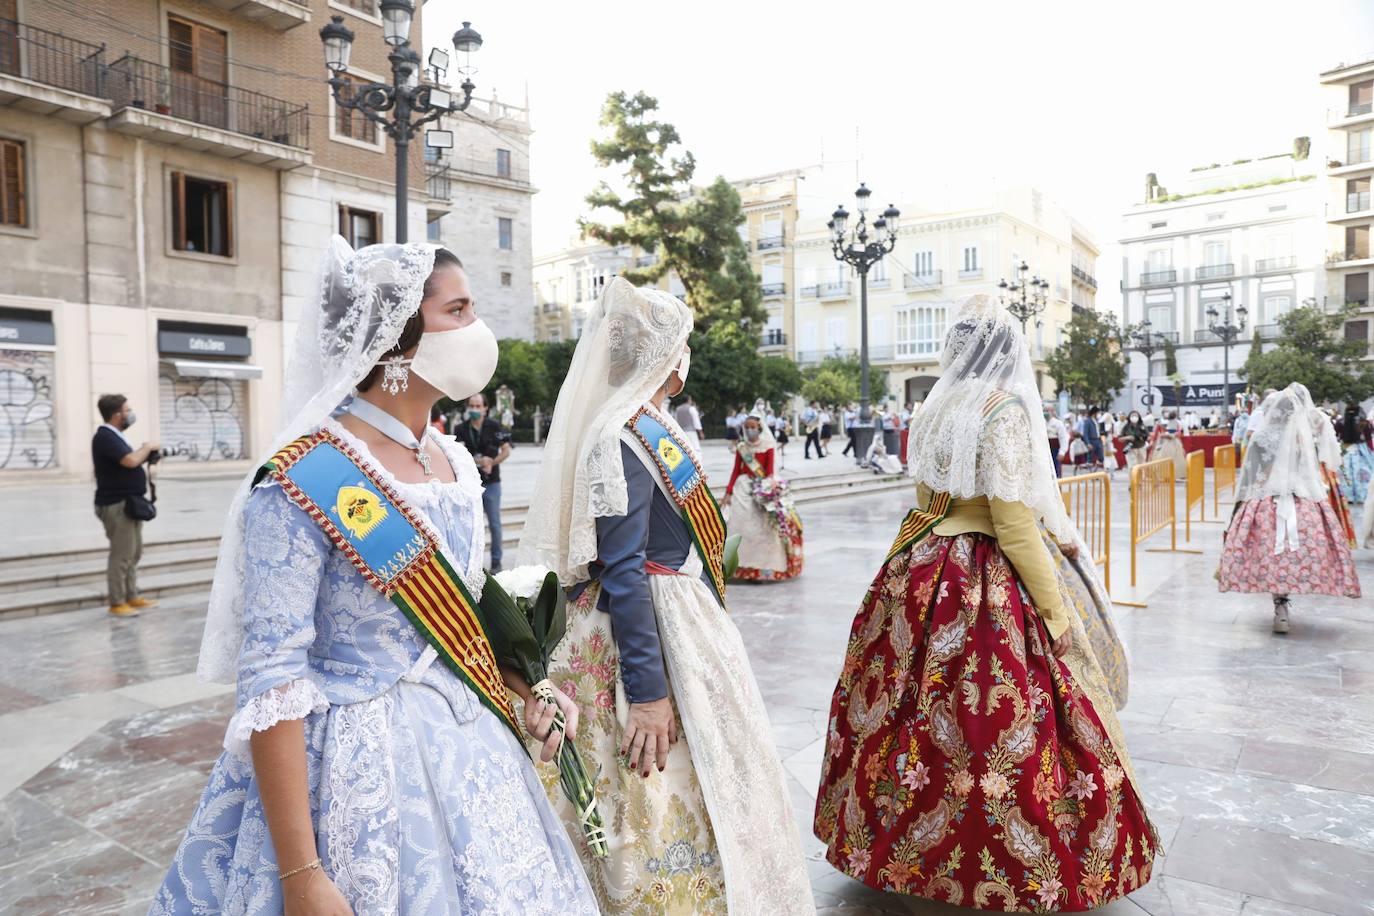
[223,678,330,758]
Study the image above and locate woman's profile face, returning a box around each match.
[414,265,475,344]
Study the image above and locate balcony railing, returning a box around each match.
[756,234,784,251]
[106,54,308,148]
[1195,263,1234,280]
[539,302,563,315]
[1351,101,1374,117]
[761,330,787,347]
[869,276,891,289]
[1349,191,1372,213]
[1329,248,1371,264]
[1256,323,1284,340]
[426,162,452,200]
[799,285,817,298]
[1146,330,1180,343]
[796,347,857,365]
[1140,269,1177,285]
[0,18,106,98]
[818,280,850,298]
[1255,255,1296,272]
[958,267,983,280]
[761,282,786,298]
[446,153,530,184]
[904,270,942,289]
[1071,265,1099,289]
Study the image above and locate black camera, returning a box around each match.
[147,449,163,465]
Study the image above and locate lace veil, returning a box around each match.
[904,294,1074,541]
[741,407,778,452]
[1235,383,1328,505]
[197,236,438,683]
[1291,383,1343,472]
[518,277,693,585]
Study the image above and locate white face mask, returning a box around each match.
[409,319,499,402]
[675,349,690,386]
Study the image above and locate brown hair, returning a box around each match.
[97,393,127,421]
[357,248,464,392]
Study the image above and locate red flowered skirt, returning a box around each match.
[1219,497,1361,598]
[733,507,804,582]
[815,533,1158,912]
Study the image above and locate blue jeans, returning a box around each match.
[482,481,503,570]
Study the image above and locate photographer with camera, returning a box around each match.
[93,394,160,618]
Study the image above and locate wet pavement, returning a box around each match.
[1,487,1371,915]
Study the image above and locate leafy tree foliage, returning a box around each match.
[1240,303,1374,404]
[680,322,802,432]
[799,354,889,407]
[580,91,763,330]
[1042,309,1128,408]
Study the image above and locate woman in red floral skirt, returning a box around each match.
[815,295,1159,912]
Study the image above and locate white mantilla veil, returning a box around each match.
[904,294,1074,541]
[519,277,693,585]
[197,236,438,683]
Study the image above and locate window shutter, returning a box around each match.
[222,180,234,257]
[168,18,195,74]
[194,22,228,84]
[0,140,24,227]
[171,171,187,250]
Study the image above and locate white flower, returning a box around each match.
[493,565,552,601]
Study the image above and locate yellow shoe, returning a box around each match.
[108,603,140,618]
[128,597,157,609]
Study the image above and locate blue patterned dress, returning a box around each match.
[151,422,596,916]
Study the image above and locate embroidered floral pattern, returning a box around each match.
[1219,497,1361,598]
[815,533,1158,912]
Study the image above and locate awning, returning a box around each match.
[169,359,264,380]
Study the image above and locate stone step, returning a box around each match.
[0,536,223,575]
[0,565,218,619]
[0,544,221,592]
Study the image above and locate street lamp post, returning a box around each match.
[1206,292,1248,412]
[998,260,1050,333]
[319,7,483,243]
[1130,319,1162,413]
[828,184,899,462]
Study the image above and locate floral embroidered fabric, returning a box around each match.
[1219,497,1361,598]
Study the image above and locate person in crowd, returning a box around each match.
[819,403,836,454]
[429,406,447,433]
[1245,389,1279,448]
[865,431,903,474]
[155,239,596,914]
[1045,406,1069,477]
[92,394,160,618]
[1300,390,1358,547]
[1206,407,1222,430]
[458,391,512,572]
[814,295,1157,909]
[1149,410,1188,477]
[1079,405,1105,470]
[1219,383,1361,634]
[500,403,515,433]
[841,402,859,457]
[674,394,703,447]
[519,277,814,914]
[722,412,804,581]
[1341,416,1372,506]
[1142,408,1156,428]
[803,400,824,459]
[769,405,791,463]
[1100,409,1121,471]
[724,404,743,445]
[1121,410,1151,468]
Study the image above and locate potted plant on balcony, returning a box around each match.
[154,78,172,115]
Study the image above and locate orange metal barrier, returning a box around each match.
[1213,444,1236,515]
[1129,458,1175,587]
[1184,449,1206,540]
[1059,471,1111,593]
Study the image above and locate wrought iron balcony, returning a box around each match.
[445,153,531,185]
[1196,263,1235,280]
[799,284,818,298]
[1071,265,1098,290]
[756,234,784,251]
[1351,101,1374,117]
[426,161,452,200]
[0,18,108,119]
[1140,269,1177,286]
[904,270,942,289]
[761,282,786,298]
[761,330,787,347]
[1329,248,1371,264]
[105,54,309,166]
[1255,256,1296,273]
[818,280,850,298]
[1256,323,1284,340]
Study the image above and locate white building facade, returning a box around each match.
[1320,56,1374,360]
[1118,150,1323,413]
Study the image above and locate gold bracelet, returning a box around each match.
[279,858,322,881]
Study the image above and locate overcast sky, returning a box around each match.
[425,0,1374,315]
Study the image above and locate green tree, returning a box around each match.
[1043,309,1127,408]
[801,368,858,407]
[801,354,888,405]
[580,91,763,330]
[681,322,800,430]
[1163,337,1179,377]
[488,339,550,413]
[1240,303,1374,404]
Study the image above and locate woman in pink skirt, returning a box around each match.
[1219,383,1361,634]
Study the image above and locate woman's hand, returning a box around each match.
[1057,540,1079,561]
[1051,629,1073,659]
[720,491,732,508]
[523,685,580,764]
[621,697,677,777]
[283,872,353,916]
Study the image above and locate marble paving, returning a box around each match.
[1,487,1372,915]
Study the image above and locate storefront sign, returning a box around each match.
[1137,382,1244,408]
[0,311,56,348]
[157,326,252,358]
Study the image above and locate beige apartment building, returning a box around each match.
[792,187,1092,405]
[0,0,529,483]
[1320,54,1374,358]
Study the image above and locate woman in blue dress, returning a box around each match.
[152,238,597,915]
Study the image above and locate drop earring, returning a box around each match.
[382,355,410,395]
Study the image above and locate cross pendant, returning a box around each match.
[415,448,433,476]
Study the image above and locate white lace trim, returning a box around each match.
[223,677,330,758]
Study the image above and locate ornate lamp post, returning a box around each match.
[828,183,899,461]
[320,7,483,243]
[1206,291,1248,411]
[1130,319,1162,413]
[998,260,1050,333]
